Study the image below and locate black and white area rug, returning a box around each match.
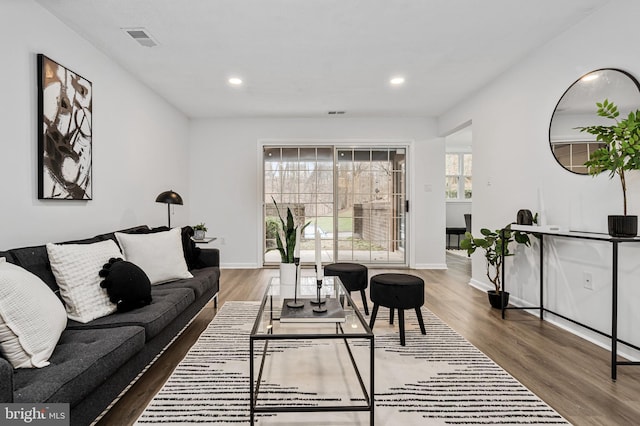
[136,301,570,425]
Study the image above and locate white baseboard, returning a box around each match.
[467,279,640,362]
[413,263,447,270]
[469,278,492,292]
[220,263,261,269]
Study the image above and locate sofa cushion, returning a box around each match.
[95,225,151,244]
[0,259,67,368]
[156,267,220,298]
[180,226,202,270]
[105,225,201,271]
[115,228,193,285]
[46,240,122,323]
[0,252,15,264]
[66,287,195,340]
[9,245,58,292]
[12,326,145,407]
[60,235,104,245]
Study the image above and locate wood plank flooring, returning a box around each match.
[96,253,640,425]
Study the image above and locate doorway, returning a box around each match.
[445,126,473,257]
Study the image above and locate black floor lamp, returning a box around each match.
[155,190,183,228]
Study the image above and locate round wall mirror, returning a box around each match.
[549,69,640,174]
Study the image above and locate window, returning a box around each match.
[264,146,407,266]
[446,153,472,200]
[551,142,605,174]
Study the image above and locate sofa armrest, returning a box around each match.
[0,356,13,402]
[196,248,219,269]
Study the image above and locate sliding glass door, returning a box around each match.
[264,145,407,266]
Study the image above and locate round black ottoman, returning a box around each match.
[324,263,369,315]
[369,273,426,346]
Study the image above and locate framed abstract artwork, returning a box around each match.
[37,54,92,200]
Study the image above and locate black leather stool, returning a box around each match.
[324,263,369,315]
[369,273,426,346]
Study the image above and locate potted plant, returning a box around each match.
[193,223,207,240]
[269,198,310,284]
[577,99,640,237]
[460,225,530,308]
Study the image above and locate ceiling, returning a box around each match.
[36,0,609,119]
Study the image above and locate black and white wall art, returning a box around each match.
[37,54,92,200]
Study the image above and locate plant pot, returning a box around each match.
[279,263,297,286]
[608,215,638,238]
[487,290,509,309]
[194,229,206,240]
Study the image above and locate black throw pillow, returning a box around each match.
[99,258,152,312]
[180,226,201,270]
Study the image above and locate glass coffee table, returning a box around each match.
[250,275,374,425]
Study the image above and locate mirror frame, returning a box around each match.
[548,68,640,175]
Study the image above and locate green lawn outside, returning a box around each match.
[315,209,353,233]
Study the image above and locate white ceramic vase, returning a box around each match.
[279,263,297,286]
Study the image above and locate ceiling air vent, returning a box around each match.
[124,28,158,47]
[328,111,346,115]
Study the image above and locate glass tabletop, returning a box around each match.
[251,275,372,337]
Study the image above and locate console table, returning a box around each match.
[502,224,640,380]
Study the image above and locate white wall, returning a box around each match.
[0,0,190,249]
[446,202,471,228]
[439,0,640,359]
[188,117,444,269]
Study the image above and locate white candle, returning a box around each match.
[538,187,547,226]
[294,227,300,258]
[315,226,322,280]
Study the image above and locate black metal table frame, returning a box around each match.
[249,278,375,425]
[500,226,640,380]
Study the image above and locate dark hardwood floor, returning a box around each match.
[96,253,640,425]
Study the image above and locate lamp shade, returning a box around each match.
[155,190,183,205]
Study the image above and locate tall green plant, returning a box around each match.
[460,226,530,293]
[270,197,310,263]
[577,99,640,215]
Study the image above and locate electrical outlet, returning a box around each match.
[583,272,593,290]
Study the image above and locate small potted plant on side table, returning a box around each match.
[460,225,530,308]
[577,99,640,237]
[193,223,208,240]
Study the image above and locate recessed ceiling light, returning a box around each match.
[390,77,405,85]
[228,77,243,85]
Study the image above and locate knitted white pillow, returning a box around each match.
[46,239,122,323]
[115,228,193,285]
[0,258,67,368]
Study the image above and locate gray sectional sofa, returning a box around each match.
[0,225,220,426]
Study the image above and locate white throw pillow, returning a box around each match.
[46,240,122,323]
[0,259,67,368]
[115,228,193,285]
